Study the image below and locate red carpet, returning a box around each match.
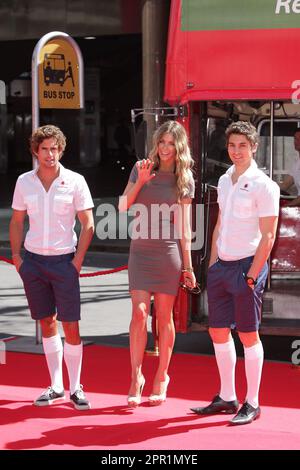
[0,345,299,450]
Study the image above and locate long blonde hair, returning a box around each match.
[148,120,194,200]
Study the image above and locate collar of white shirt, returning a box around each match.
[226,159,258,181]
[32,163,69,186]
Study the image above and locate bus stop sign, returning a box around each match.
[38,37,81,109]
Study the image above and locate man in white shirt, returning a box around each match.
[191,121,280,425]
[279,129,300,206]
[10,125,94,410]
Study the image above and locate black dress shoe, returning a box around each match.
[190,394,239,415]
[230,402,261,425]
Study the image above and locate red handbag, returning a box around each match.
[173,276,201,333]
[150,277,201,341]
[173,278,189,333]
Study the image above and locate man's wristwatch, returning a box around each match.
[244,275,257,287]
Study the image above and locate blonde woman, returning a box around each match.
[119,120,196,407]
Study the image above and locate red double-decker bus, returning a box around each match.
[134,0,300,336]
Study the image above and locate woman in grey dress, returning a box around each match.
[119,120,196,407]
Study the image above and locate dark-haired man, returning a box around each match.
[191,121,279,425]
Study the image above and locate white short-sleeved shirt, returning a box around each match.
[12,164,94,255]
[288,158,300,195]
[216,160,280,261]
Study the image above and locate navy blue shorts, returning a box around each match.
[207,256,268,332]
[19,251,80,322]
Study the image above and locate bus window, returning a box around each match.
[204,102,300,190]
[256,120,300,192]
[206,117,231,185]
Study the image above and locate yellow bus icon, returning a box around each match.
[39,37,79,108]
[43,53,66,86]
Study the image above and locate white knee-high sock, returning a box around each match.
[42,334,64,393]
[244,342,264,409]
[64,342,83,395]
[213,339,237,402]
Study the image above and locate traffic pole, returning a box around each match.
[31,31,84,344]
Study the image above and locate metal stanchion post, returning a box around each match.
[146,302,159,356]
[36,321,42,345]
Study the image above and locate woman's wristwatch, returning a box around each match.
[182,267,193,273]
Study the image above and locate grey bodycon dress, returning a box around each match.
[128,164,194,296]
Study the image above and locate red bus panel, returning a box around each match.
[165,0,300,104]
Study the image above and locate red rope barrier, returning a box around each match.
[0,256,14,265]
[0,256,128,276]
[79,265,128,277]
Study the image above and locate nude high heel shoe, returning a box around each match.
[127,376,145,407]
[148,375,170,406]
